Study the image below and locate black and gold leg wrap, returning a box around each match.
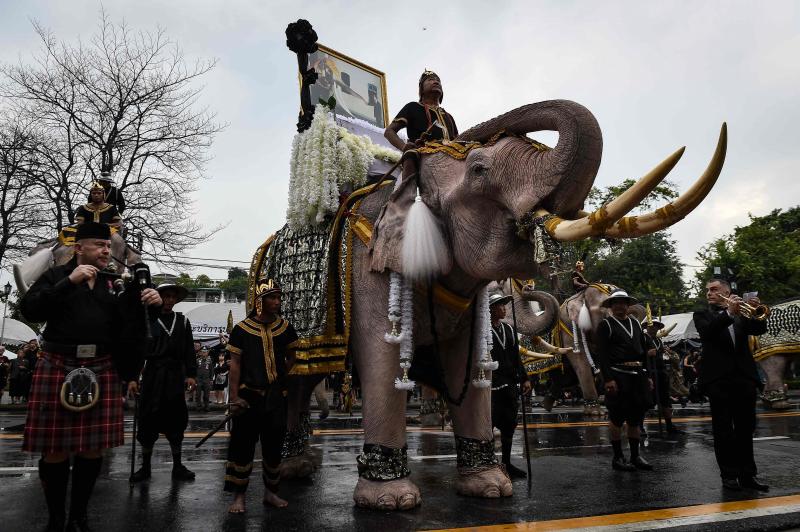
[455,436,498,474]
[263,464,281,493]
[223,461,253,493]
[356,444,410,481]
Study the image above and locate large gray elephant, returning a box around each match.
[753,298,800,410]
[337,99,726,510]
[557,284,647,415]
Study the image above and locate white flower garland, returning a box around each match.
[384,272,403,344]
[473,287,498,388]
[287,106,401,228]
[385,272,416,391]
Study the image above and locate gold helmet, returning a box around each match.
[253,277,281,315]
[90,181,105,192]
[255,277,281,299]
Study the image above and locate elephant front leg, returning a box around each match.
[443,339,512,499]
[759,356,792,410]
[280,375,324,479]
[351,318,420,510]
[567,351,602,416]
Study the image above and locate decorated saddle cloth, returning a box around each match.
[750,298,800,361]
[248,181,393,375]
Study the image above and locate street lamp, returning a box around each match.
[1,281,12,347]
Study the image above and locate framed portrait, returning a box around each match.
[305,44,389,129]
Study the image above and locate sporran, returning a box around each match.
[60,367,100,412]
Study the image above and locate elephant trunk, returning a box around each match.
[512,289,560,337]
[458,100,602,216]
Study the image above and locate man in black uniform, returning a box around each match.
[489,293,531,479]
[694,278,768,491]
[596,290,654,472]
[130,282,197,483]
[642,317,683,435]
[384,70,458,177]
[97,171,126,214]
[224,278,298,514]
[20,221,160,531]
[195,342,213,411]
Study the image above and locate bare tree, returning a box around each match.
[0,118,51,267]
[0,11,225,258]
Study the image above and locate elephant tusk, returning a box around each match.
[602,123,727,238]
[535,145,686,242]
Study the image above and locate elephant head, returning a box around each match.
[405,99,726,282]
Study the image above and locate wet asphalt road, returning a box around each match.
[1,401,799,531]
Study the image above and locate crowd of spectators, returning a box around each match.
[0,340,41,404]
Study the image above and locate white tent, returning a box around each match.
[0,318,38,347]
[173,302,248,342]
[659,312,699,343]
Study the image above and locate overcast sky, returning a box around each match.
[1,0,798,289]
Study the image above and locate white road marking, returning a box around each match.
[753,436,789,441]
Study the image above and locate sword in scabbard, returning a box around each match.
[195,412,234,448]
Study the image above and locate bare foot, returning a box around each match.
[228,493,246,514]
[263,490,288,508]
[353,477,421,511]
[455,464,513,498]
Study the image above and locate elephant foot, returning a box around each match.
[353,477,421,510]
[455,464,513,498]
[279,454,316,479]
[584,400,603,417]
[762,390,792,410]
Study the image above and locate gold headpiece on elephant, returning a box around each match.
[419,69,443,103]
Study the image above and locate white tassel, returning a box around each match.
[401,189,451,281]
[578,303,592,331]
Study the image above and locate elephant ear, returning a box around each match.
[369,177,417,273]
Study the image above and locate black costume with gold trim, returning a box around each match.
[392,102,458,142]
[75,203,121,226]
[224,316,298,494]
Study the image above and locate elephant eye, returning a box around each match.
[470,162,488,177]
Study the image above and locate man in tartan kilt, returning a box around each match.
[20,222,162,532]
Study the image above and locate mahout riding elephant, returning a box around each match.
[753,298,800,410]
[336,99,726,510]
[556,284,647,415]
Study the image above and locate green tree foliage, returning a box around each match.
[694,207,800,303]
[590,232,690,314]
[218,267,248,298]
[174,273,214,290]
